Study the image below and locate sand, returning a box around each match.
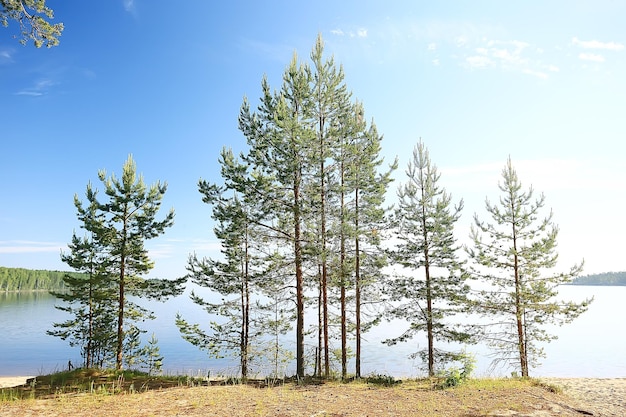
[0,375,624,416]
[0,377,35,389]
[539,378,626,417]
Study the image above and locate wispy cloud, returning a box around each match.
[465,55,493,68]
[522,68,549,80]
[15,78,58,97]
[0,48,13,64]
[0,241,65,254]
[455,35,469,48]
[148,244,175,260]
[123,0,135,13]
[330,27,368,38]
[572,37,624,51]
[547,64,559,72]
[463,39,554,79]
[579,52,605,63]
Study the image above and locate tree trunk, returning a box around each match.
[241,227,249,380]
[294,179,305,378]
[420,178,435,377]
[116,219,127,371]
[512,218,528,377]
[354,186,361,379]
[340,161,347,380]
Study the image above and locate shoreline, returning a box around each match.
[0,376,35,389]
[1,376,624,415]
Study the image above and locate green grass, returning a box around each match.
[0,368,200,401]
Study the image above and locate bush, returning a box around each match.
[436,351,475,389]
[365,373,401,387]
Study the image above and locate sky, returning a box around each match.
[1,0,625,279]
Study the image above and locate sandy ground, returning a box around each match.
[539,378,626,417]
[0,377,34,389]
[1,376,624,416]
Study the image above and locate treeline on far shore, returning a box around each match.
[0,266,78,292]
[2,266,625,292]
[570,271,626,286]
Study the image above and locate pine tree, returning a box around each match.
[467,157,592,377]
[384,141,471,377]
[176,148,261,379]
[1,0,63,47]
[231,36,394,378]
[74,155,184,370]
[49,184,117,368]
[239,56,315,378]
[349,117,396,378]
[308,34,352,377]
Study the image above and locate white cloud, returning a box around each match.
[465,55,493,68]
[123,0,135,12]
[0,48,14,65]
[148,245,174,260]
[572,37,624,51]
[461,39,556,79]
[0,241,65,254]
[15,78,57,97]
[522,68,548,80]
[579,52,605,62]
[427,42,437,51]
[329,27,367,39]
[15,91,44,97]
[492,47,526,65]
[432,58,440,66]
[455,35,468,48]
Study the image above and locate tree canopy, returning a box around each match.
[0,266,73,291]
[1,0,63,47]
[466,157,592,377]
[49,155,185,370]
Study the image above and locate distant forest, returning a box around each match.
[0,266,77,291]
[570,271,626,286]
[3,266,624,292]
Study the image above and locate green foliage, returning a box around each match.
[176,148,289,379]
[384,141,472,377]
[133,333,163,375]
[466,157,592,377]
[364,373,401,387]
[0,266,77,291]
[0,0,63,47]
[0,369,196,400]
[50,155,184,371]
[233,34,395,380]
[571,271,626,286]
[435,351,475,389]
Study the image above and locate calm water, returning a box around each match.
[1,286,624,378]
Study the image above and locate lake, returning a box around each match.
[1,286,624,378]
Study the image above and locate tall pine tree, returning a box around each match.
[176,148,263,380]
[384,141,471,377]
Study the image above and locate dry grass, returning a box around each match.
[0,372,589,417]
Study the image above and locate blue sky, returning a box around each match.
[1,1,624,278]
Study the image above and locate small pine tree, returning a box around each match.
[467,157,592,377]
